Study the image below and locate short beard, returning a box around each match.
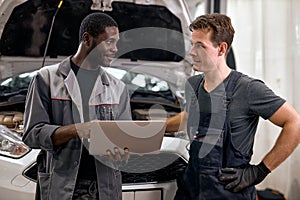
[86,40,104,67]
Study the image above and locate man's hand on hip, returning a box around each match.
[219,161,271,192]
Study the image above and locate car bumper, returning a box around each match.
[0,137,188,200]
[122,181,177,200]
[0,149,39,200]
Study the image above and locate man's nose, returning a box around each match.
[111,44,118,53]
[189,47,196,56]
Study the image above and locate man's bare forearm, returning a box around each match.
[51,124,78,147]
[165,111,187,132]
[262,124,300,171]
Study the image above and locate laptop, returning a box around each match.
[89,120,166,155]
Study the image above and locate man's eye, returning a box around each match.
[106,40,112,44]
[191,42,203,49]
[195,43,203,49]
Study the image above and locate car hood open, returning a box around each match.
[0,0,193,81]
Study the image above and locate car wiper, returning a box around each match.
[0,88,27,98]
[0,85,11,95]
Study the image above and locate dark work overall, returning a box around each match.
[174,71,256,200]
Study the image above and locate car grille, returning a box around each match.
[121,152,187,184]
[23,152,187,184]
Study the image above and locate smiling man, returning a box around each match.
[23,13,131,200]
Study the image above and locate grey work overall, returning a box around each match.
[175,71,256,200]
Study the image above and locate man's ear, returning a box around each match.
[82,32,91,46]
[218,42,228,56]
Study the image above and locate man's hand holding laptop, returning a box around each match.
[75,122,130,165]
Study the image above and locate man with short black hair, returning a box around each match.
[23,13,131,200]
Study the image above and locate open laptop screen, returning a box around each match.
[89,120,166,155]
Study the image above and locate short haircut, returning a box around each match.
[189,13,235,50]
[79,12,118,41]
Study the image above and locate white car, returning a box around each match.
[0,0,195,199]
[0,68,190,200]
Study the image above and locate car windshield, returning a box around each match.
[0,71,36,96]
[106,68,169,92]
[0,68,174,102]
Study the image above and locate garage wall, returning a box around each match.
[227,0,300,199]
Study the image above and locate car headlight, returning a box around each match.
[0,125,30,158]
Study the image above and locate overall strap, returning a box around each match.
[222,70,242,167]
[194,74,204,95]
[225,70,242,100]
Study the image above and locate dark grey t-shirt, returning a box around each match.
[185,70,286,156]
